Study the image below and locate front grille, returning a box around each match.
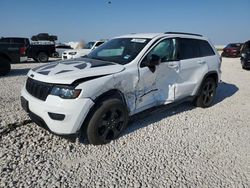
[26,77,53,101]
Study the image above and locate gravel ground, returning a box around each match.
[0,57,250,187]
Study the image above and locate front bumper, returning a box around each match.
[21,87,94,135]
[62,54,75,60]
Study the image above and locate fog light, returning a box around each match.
[48,112,65,121]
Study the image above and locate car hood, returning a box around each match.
[27,58,125,84]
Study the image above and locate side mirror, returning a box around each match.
[144,54,160,73]
[148,54,160,66]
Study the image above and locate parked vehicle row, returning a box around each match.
[62,40,106,60]
[0,37,57,63]
[21,32,222,145]
[55,44,72,58]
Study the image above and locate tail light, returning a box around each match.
[20,47,26,55]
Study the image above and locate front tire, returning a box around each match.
[86,98,128,145]
[194,78,216,108]
[0,57,11,76]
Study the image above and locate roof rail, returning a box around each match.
[165,32,203,37]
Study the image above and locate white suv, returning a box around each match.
[21,32,221,145]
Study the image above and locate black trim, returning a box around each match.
[48,112,65,121]
[165,32,203,37]
[71,74,110,85]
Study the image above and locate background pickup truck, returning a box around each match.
[0,42,27,76]
[0,37,57,63]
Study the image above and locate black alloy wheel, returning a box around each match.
[195,78,216,108]
[97,107,126,142]
[86,98,128,145]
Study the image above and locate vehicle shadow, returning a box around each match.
[122,81,238,137]
[214,81,239,104]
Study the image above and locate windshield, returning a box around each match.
[87,38,150,65]
[84,42,95,49]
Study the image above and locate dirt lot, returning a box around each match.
[0,58,250,187]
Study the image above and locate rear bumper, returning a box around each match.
[222,51,239,57]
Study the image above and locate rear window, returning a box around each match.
[0,38,28,45]
[179,38,215,60]
[12,38,25,44]
[0,38,11,43]
[226,43,241,48]
[179,38,200,59]
[198,40,215,57]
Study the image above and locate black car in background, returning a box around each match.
[0,37,57,62]
[240,40,250,69]
[221,43,242,57]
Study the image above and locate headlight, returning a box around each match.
[68,52,77,55]
[241,53,246,58]
[51,86,81,99]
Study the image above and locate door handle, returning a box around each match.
[198,60,206,64]
[168,61,179,68]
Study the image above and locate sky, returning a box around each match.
[0,0,249,45]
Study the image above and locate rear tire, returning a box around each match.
[241,61,246,69]
[37,52,49,63]
[0,57,11,76]
[194,77,216,108]
[85,98,128,145]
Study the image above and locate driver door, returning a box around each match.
[135,38,180,112]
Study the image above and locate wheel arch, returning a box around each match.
[0,53,11,62]
[92,89,129,111]
[36,51,48,57]
[195,71,219,96]
[78,89,129,139]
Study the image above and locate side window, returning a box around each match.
[199,40,215,57]
[179,38,200,60]
[13,38,25,44]
[146,38,177,62]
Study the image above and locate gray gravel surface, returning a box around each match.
[0,58,250,187]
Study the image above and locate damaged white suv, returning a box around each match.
[21,32,221,145]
